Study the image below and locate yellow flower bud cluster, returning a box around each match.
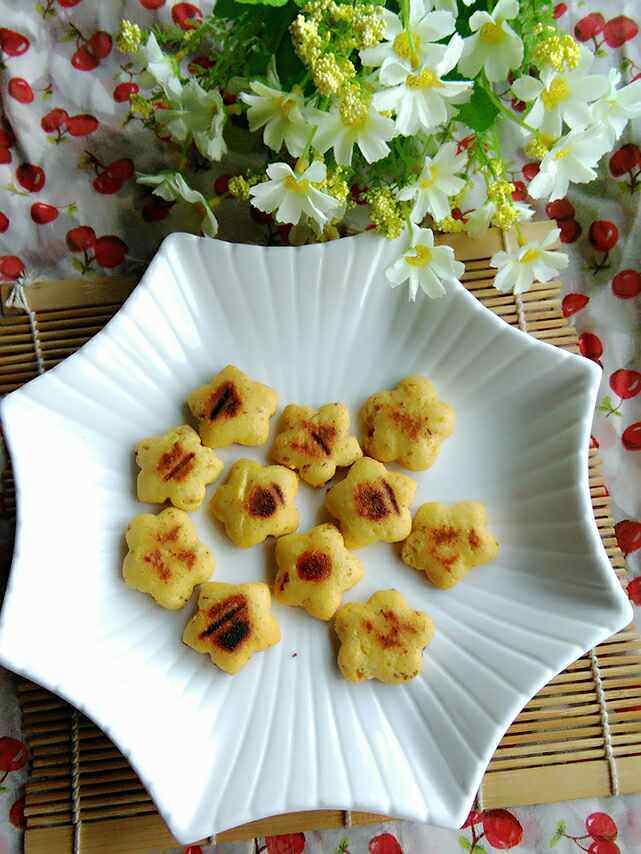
[290,15,323,64]
[318,167,351,207]
[329,2,385,50]
[435,215,465,234]
[129,92,153,119]
[116,20,143,55]
[366,188,405,239]
[313,53,350,96]
[533,28,580,71]
[487,180,520,231]
[339,83,369,128]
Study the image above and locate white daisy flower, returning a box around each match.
[592,69,641,145]
[311,98,396,166]
[433,0,474,12]
[372,35,472,137]
[386,223,466,301]
[249,161,341,228]
[240,78,308,157]
[466,200,534,238]
[458,0,523,83]
[155,79,227,162]
[397,142,467,223]
[511,48,609,139]
[137,33,182,99]
[491,228,569,294]
[359,0,456,82]
[137,171,218,237]
[528,127,611,201]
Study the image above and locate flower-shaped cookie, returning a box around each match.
[122,507,214,610]
[401,501,500,589]
[334,589,435,684]
[325,457,416,549]
[271,402,362,487]
[136,424,224,511]
[187,364,278,449]
[183,582,281,674]
[360,374,455,471]
[274,524,364,620]
[210,459,299,548]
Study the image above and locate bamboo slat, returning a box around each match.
[0,225,637,854]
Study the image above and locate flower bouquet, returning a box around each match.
[118,0,641,300]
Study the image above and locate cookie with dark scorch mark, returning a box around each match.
[183,582,281,674]
[210,459,299,548]
[187,365,277,449]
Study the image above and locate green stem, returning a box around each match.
[481,79,537,135]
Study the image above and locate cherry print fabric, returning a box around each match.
[0,1,640,853]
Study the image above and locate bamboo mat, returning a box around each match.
[0,225,639,854]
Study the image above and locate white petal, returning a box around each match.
[267,162,294,181]
[494,264,517,293]
[493,0,519,20]
[386,257,410,285]
[304,161,326,183]
[250,181,285,212]
[276,192,304,225]
[512,75,543,102]
[468,10,493,31]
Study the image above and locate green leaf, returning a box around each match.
[213,0,247,18]
[456,83,499,133]
[548,819,566,847]
[470,846,486,854]
[458,837,471,851]
[276,35,304,88]
[71,258,85,273]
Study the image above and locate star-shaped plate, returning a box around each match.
[0,233,631,843]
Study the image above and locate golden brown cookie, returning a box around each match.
[187,365,278,449]
[183,582,281,674]
[401,501,499,589]
[325,457,416,549]
[136,424,224,511]
[360,374,454,471]
[271,403,362,487]
[122,507,213,610]
[334,589,435,683]
[274,523,364,620]
[210,459,299,548]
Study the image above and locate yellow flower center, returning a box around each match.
[553,146,572,161]
[339,88,369,129]
[284,175,310,194]
[278,96,296,117]
[541,77,570,110]
[405,244,432,267]
[419,166,438,190]
[480,21,505,44]
[520,248,541,264]
[405,68,440,90]
[393,31,421,69]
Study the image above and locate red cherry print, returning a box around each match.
[579,332,604,361]
[554,3,567,18]
[368,832,402,854]
[609,144,641,177]
[66,225,96,251]
[105,158,134,183]
[41,109,69,133]
[113,82,139,102]
[481,810,523,849]
[522,162,540,181]
[214,174,231,195]
[72,46,99,71]
[66,115,99,137]
[139,0,166,7]
[0,212,9,233]
[265,833,306,854]
[9,796,25,829]
[17,164,45,193]
[622,422,641,451]
[0,128,13,148]
[0,148,11,165]
[616,521,641,557]
[184,847,202,854]
[511,97,526,113]
[58,0,83,6]
[511,180,527,201]
[628,576,641,605]
[92,172,123,195]
[603,17,638,49]
[0,29,30,58]
[31,202,59,224]
[0,737,27,771]
[612,270,641,299]
[590,435,599,449]
[559,219,582,244]
[142,196,174,222]
[574,13,605,43]
[223,91,237,105]
[8,78,34,104]
[589,221,619,252]
[94,235,127,268]
[610,369,641,400]
[586,812,618,841]
[188,55,215,74]
[172,3,203,29]
[461,809,483,829]
[0,257,25,281]
[588,842,619,854]
[562,293,589,317]
[546,198,575,221]
[88,31,112,60]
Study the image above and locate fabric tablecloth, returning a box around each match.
[0,0,640,852]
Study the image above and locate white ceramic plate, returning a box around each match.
[0,233,632,844]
